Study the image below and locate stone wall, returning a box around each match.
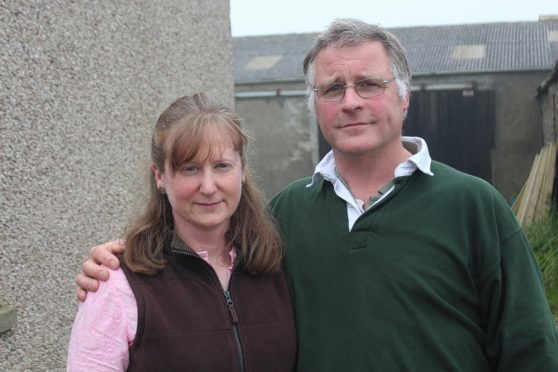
[537,62,558,143]
[0,0,233,369]
[536,61,558,210]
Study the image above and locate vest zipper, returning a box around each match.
[172,248,246,372]
[224,290,245,372]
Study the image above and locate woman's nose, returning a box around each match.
[199,171,217,194]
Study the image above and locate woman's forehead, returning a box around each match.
[183,128,239,161]
[193,138,238,160]
[201,123,238,147]
[166,118,243,169]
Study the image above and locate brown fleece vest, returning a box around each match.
[119,251,296,372]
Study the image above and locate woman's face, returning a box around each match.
[154,127,245,237]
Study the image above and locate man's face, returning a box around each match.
[313,41,409,159]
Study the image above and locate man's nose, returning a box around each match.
[341,85,363,110]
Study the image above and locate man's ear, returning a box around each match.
[401,92,410,112]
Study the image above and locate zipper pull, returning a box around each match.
[224,290,239,323]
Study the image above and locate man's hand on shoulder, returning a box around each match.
[75,239,125,301]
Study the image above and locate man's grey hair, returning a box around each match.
[303,18,412,116]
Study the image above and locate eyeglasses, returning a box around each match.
[313,77,396,102]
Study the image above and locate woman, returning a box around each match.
[67,93,296,371]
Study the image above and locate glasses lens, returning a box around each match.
[316,79,391,101]
[318,83,345,101]
[355,79,386,98]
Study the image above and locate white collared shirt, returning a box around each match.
[307,136,434,230]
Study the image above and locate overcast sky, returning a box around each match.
[230,0,557,37]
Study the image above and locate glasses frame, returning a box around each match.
[313,77,396,102]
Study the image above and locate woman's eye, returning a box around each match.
[181,165,198,173]
[215,163,232,170]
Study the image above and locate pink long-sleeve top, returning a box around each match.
[67,249,235,371]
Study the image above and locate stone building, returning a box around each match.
[234,19,558,202]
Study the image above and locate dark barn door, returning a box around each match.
[316,88,495,183]
[405,89,495,183]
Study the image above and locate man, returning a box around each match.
[78,18,558,370]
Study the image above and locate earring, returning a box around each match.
[159,186,166,194]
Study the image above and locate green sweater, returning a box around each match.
[270,161,558,371]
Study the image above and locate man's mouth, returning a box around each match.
[340,121,370,128]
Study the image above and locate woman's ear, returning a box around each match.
[152,164,164,189]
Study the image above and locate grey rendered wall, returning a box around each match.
[235,83,318,199]
[0,0,232,369]
[540,80,558,143]
[491,72,547,200]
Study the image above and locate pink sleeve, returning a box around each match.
[66,266,137,371]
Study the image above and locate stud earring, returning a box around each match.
[159,186,166,194]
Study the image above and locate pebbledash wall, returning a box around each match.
[0,0,233,369]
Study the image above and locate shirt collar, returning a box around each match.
[171,232,237,264]
[398,136,434,177]
[307,136,434,188]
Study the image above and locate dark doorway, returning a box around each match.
[317,88,495,183]
[405,89,495,182]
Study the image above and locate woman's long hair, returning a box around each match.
[123,93,283,274]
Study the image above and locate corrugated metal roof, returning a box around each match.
[234,20,558,84]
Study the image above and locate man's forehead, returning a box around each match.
[319,40,385,55]
[314,42,391,79]
[316,42,389,66]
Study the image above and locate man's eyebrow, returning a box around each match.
[316,75,344,86]
[357,75,386,81]
[318,74,387,86]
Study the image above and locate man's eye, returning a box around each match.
[359,79,382,88]
[324,83,345,94]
